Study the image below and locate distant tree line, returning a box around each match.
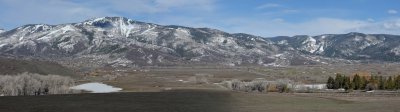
[222,78,294,93]
[0,72,75,96]
[326,74,400,91]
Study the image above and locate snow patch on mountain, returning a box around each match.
[60,25,75,33]
[391,46,400,56]
[299,36,319,53]
[316,45,324,53]
[83,17,106,25]
[0,29,4,33]
[277,40,288,45]
[109,58,133,67]
[118,18,135,37]
[174,28,191,40]
[140,24,157,37]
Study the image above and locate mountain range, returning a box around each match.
[1,17,399,68]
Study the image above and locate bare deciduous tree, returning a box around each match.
[221,78,292,93]
[0,72,75,96]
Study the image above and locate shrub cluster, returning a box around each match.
[222,78,293,93]
[0,72,75,96]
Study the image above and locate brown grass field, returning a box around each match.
[1,90,399,112]
[2,65,400,112]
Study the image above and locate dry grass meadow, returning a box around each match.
[2,64,400,112]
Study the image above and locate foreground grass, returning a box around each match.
[0,90,233,112]
[231,93,400,112]
[0,90,399,112]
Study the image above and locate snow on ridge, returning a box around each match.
[93,17,106,22]
[316,45,324,53]
[354,36,362,41]
[60,25,75,33]
[83,17,106,25]
[300,36,319,53]
[119,18,136,37]
[140,24,157,37]
[174,28,191,40]
[58,41,75,53]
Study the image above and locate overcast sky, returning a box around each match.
[0,0,399,37]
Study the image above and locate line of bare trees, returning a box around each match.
[0,72,75,96]
[221,78,294,93]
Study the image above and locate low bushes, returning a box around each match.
[0,72,75,96]
[221,78,294,93]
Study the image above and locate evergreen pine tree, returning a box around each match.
[335,74,344,89]
[352,74,361,90]
[361,77,368,90]
[344,76,352,91]
[378,76,385,90]
[395,75,400,89]
[326,76,335,89]
[386,76,395,90]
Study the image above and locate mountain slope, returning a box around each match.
[0,57,76,76]
[0,17,399,68]
[270,32,400,62]
[0,17,284,67]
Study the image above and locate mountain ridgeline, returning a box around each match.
[1,17,400,68]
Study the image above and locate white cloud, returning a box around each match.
[282,9,299,13]
[154,0,215,12]
[90,0,216,14]
[272,18,285,22]
[388,9,398,14]
[0,0,112,28]
[256,3,281,9]
[219,17,400,37]
[0,0,399,37]
[380,19,400,30]
[367,18,375,22]
[0,0,216,29]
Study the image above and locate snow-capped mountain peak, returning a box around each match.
[1,17,400,68]
[0,17,282,67]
